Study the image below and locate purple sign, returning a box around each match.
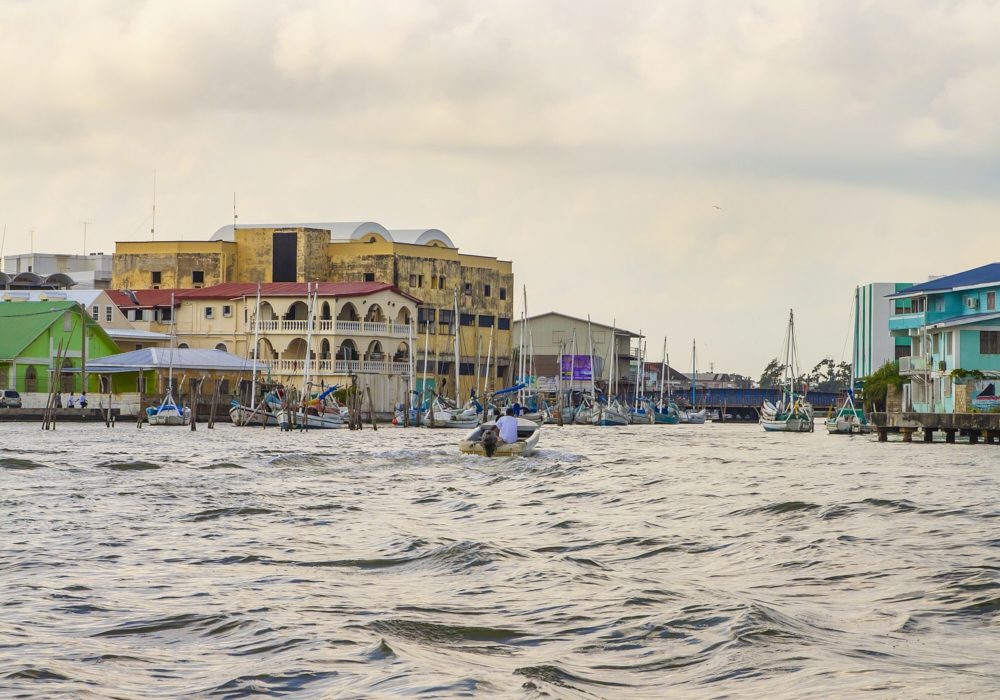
[561,355,593,382]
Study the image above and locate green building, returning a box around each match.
[0,300,121,394]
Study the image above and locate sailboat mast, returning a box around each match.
[691,339,696,407]
[302,283,315,400]
[167,292,175,397]
[453,287,460,403]
[251,282,261,408]
[635,330,643,414]
[587,316,596,401]
[659,336,666,409]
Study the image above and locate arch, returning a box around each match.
[259,301,276,321]
[178,343,190,349]
[44,273,75,289]
[61,358,74,393]
[338,303,359,321]
[282,337,308,360]
[10,272,43,288]
[284,301,309,320]
[365,340,384,361]
[0,271,11,288]
[395,306,412,325]
[321,301,332,320]
[338,339,359,361]
[393,342,410,363]
[215,342,228,352]
[320,338,331,360]
[24,365,37,392]
[365,304,385,323]
[256,337,276,360]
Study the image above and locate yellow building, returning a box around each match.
[112,222,515,401]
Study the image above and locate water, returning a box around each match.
[2,422,999,698]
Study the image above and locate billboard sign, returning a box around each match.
[561,355,593,382]
[972,380,1000,411]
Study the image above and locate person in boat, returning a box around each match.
[496,407,519,445]
[481,423,498,457]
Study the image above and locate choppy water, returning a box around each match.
[2,422,999,698]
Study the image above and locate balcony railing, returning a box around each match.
[899,356,927,373]
[254,320,413,337]
[258,359,413,375]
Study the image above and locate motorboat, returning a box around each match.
[147,395,191,426]
[678,408,708,424]
[592,401,629,426]
[423,397,480,428]
[825,401,872,435]
[458,417,540,457]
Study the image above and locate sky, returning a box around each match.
[2,0,1000,377]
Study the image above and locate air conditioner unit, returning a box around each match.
[966,296,980,310]
[938,361,947,371]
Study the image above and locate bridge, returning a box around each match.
[665,388,844,421]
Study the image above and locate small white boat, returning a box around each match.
[761,399,814,432]
[423,398,480,428]
[294,409,346,429]
[678,408,707,424]
[459,417,540,457]
[592,402,629,426]
[147,395,191,426]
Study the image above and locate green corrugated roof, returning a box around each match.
[0,301,101,360]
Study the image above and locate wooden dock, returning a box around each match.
[872,412,1000,443]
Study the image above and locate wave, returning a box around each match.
[188,507,276,522]
[98,460,161,471]
[93,612,231,637]
[0,458,46,470]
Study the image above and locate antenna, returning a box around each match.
[79,220,91,256]
[233,192,238,231]
[151,170,156,241]
[0,224,6,263]
[30,228,35,254]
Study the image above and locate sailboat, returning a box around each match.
[653,338,680,424]
[230,282,286,427]
[146,293,192,426]
[761,310,815,432]
[424,289,479,428]
[826,289,872,435]
[677,339,707,424]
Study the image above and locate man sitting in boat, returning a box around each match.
[496,408,519,445]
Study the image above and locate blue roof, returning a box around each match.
[888,263,1000,298]
[927,311,1000,329]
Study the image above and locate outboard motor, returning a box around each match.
[482,427,498,457]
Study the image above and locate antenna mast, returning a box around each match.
[151,171,156,241]
[80,220,91,256]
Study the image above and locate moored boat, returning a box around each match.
[759,310,815,433]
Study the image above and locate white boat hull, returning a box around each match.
[762,417,814,432]
[294,410,346,429]
[679,409,707,424]
[459,418,540,457]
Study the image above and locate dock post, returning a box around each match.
[969,430,980,445]
[877,428,888,442]
[900,428,914,442]
[923,428,934,443]
[987,430,999,444]
[944,429,956,444]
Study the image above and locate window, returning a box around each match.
[438,276,446,290]
[499,287,507,300]
[498,317,511,330]
[135,344,143,351]
[106,306,113,322]
[431,275,438,288]
[91,305,99,320]
[460,313,475,326]
[484,284,491,297]
[215,343,228,352]
[151,271,161,285]
[63,312,72,332]
[222,305,232,317]
[459,362,475,376]
[363,273,375,282]
[478,315,495,328]
[437,361,452,374]
[160,307,172,322]
[981,331,1000,355]
[439,309,455,334]
[409,274,417,287]
[464,282,472,295]
[933,333,939,354]
[989,292,996,311]
[417,308,436,334]
[947,331,953,355]
[205,307,214,319]
[418,275,424,288]
[192,270,205,285]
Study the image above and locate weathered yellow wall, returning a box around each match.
[234,229,272,283]
[113,242,236,289]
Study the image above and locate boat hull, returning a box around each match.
[762,417,814,432]
[459,418,540,456]
[294,411,346,429]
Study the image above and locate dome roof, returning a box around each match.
[210,222,455,249]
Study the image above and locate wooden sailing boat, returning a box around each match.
[147,293,191,426]
[761,310,814,432]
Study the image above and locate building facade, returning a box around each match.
[889,264,1000,413]
[4,253,113,290]
[111,222,515,402]
[856,282,913,378]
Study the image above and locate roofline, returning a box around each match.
[927,312,1000,330]
[516,311,642,337]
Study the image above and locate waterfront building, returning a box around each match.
[0,300,119,395]
[2,290,169,352]
[3,252,113,290]
[888,264,1000,412]
[106,281,423,410]
[512,313,641,390]
[855,282,913,378]
[111,222,514,401]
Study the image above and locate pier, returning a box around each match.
[872,412,1000,443]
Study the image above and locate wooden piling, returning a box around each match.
[366,387,378,431]
[207,379,221,429]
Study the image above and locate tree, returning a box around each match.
[759,358,785,388]
[860,360,901,412]
[805,358,852,392]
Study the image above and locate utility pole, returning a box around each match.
[80,221,91,256]
[151,171,156,241]
[30,228,34,254]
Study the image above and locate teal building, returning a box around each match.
[888,264,1000,412]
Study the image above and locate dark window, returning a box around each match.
[989,292,996,311]
[459,362,475,376]
[499,287,507,300]
[151,271,161,284]
[439,309,454,325]
[192,270,205,285]
[160,307,172,322]
[135,344,142,351]
[220,380,229,394]
[437,361,452,374]
[497,317,510,330]
[418,275,424,288]
[478,315,494,328]
[894,344,909,360]
[464,282,472,295]
[460,313,475,326]
[982,331,1000,355]
[439,276,446,290]
[418,308,436,334]
[363,273,375,282]
[484,284,491,297]
[272,232,297,282]
[409,274,417,287]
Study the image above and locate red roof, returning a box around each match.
[112,282,422,307]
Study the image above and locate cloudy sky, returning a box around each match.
[2,0,999,376]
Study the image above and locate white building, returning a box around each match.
[855,283,914,378]
[3,253,113,289]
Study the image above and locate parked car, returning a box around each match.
[1,389,22,408]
